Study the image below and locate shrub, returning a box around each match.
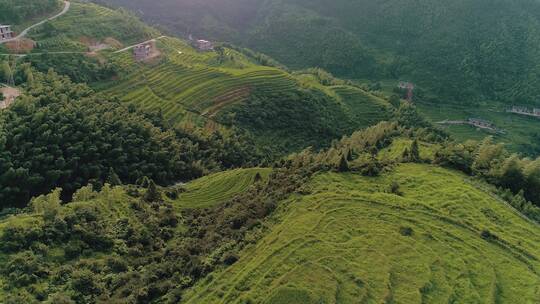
[389,181,403,196]
[399,226,414,236]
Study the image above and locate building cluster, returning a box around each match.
[397,81,415,102]
[0,25,13,41]
[467,118,494,129]
[188,35,214,51]
[397,81,415,90]
[133,43,152,61]
[508,105,540,117]
[195,39,213,51]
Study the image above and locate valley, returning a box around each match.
[0,0,539,303]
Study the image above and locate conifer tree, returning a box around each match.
[410,139,420,162]
[106,168,122,186]
[144,180,162,202]
[338,154,349,172]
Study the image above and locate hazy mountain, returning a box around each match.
[98,0,540,104]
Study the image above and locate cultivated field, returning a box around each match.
[173,168,271,209]
[184,164,540,303]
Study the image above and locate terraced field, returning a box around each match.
[333,86,391,128]
[184,164,540,303]
[416,100,540,155]
[173,168,271,209]
[102,38,299,128]
[378,138,439,162]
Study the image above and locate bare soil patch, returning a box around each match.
[0,86,21,109]
[4,38,35,53]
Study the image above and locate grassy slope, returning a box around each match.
[100,38,391,132]
[8,0,64,32]
[416,101,540,155]
[173,168,271,209]
[5,0,392,150]
[27,0,159,51]
[184,164,540,304]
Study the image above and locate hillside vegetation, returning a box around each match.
[185,164,540,303]
[1,0,392,153]
[0,0,60,26]
[96,0,540,106]
[0,70,263,209]
[173,168,271,209]
[1,1,540,303]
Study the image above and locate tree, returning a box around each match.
[144,180,162,202]
[410,139,420,162]
[389,181,403,196]
[497,155,525,192]
[106,168,122,186]
[337,154,349,172]
[389,95,401,108]
[215,46,225,63]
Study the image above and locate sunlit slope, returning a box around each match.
[28,1,158,51]
[101,37,298,128]
[173,168,271,209]
[184,164,540,304]
[100,37,391,136]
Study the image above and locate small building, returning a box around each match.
[397,81,414,90]
[509,105,540,117]
[195,39,214,51]
[468,118,493,128]
[0,25,13,41]
[133,43,152,61]
[397,81,415,102]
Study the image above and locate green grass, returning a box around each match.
[378,138,439,162]
[173,168,271,209]
[100,37,300,128]
[416,100,540,155]
[183,163,540,304]
[27,1,158,52]
[9,0,64,32]
[332,85,391,128]
[97,34,391,134]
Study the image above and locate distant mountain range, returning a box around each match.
[97,0,540,105]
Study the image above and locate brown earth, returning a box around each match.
[0,86,21,109]
[4,38,35,53]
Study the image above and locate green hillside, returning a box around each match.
[0,0,393,153]
[1,1,540,303]
[184,163,540,303]
[92,0,540,155]
[26,1,158,52]
[96,0,540,105]
[173,168,271,209]
[0,0,61,28]
[97,38,391,151]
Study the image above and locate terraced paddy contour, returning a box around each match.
[173,168,271,209]
[102,39,299,128]
[184,164,540,304]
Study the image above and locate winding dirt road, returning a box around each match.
[0,1,71,45]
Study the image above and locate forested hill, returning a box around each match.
[0,0,61,25]
[97,0,540,105]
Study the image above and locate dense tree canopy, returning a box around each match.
[0,0,60,25]
[0,70,263,209]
